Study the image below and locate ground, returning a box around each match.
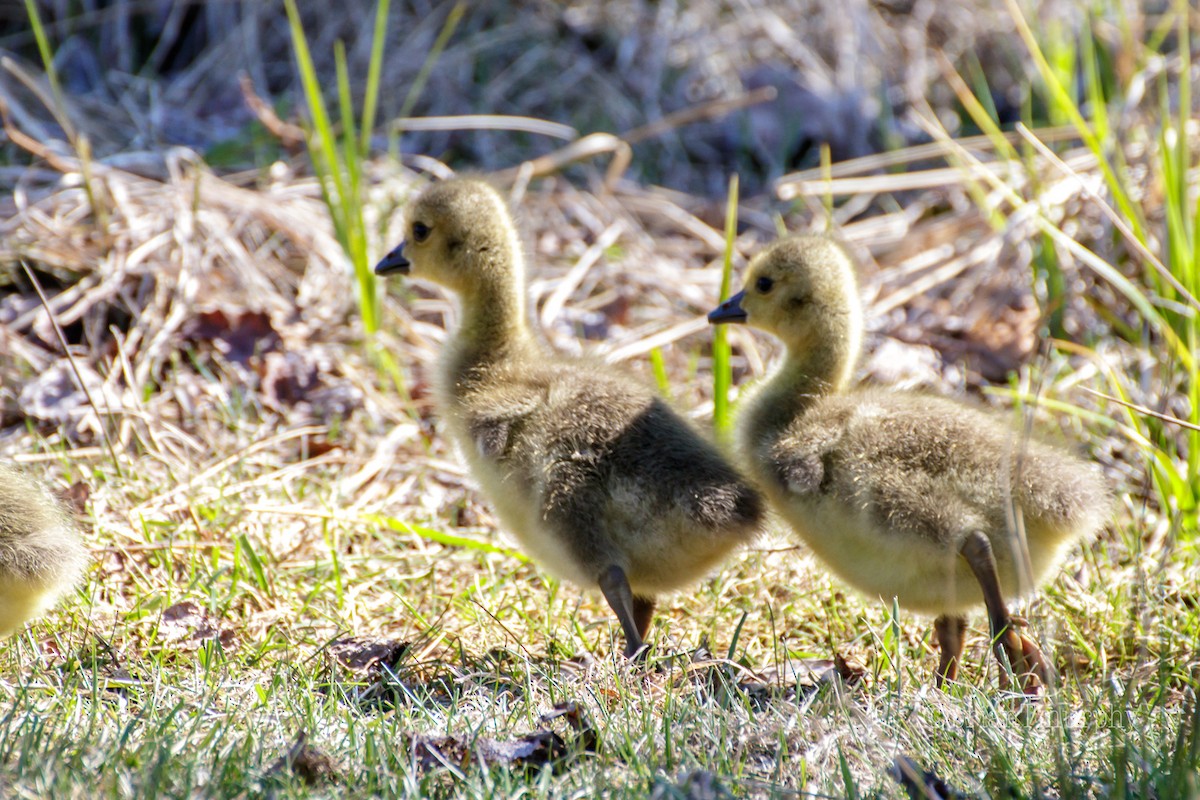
[0,1,1198,797]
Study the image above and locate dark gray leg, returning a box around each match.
[598,565,648,659]
[632,596,656,641]
[934,614,967,687]
[960,531,1049,694]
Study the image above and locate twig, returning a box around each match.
[601,316,710,363]
[621,85,778,145]
[774,124,1080,192]
[19,260,124,479]
[540,220,626,328]
[0,94,81,174]
[238,72,305,152]
[1082,388,1200,432]
[496,132,631,188]
[389,114,576,140]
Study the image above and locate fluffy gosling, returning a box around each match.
[709,236,1108,693]
[0,465,88,636]
[376,178,763,657]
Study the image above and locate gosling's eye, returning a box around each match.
[412,221,431,243]
[755,276,775,294]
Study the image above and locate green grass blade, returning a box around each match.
[359,0,391,156]
[336,41,361,198]
[964,51,1001,129]
[726,610,748,661]
[1177,0,1191,166]
[397,2,467,123]
[334,40,376,335]
[322,520,345,608]
[1080,14,1110,143]
[819,143,833,230]
[22,0,71,139]
[285,0,386,340]
[369,514,529,562]
[648,347,671,399]
[712,174,739,436]
[1004,0,1145,241]
[837,745,860,800]
[236,534,270,595]
[23,0,107,226]
[283,0,347,217]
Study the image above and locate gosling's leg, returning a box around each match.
[933,615,967,687]
[598,565,648,659]
[960,531,1049,695]
[632,596,656,642]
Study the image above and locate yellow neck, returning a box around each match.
[448,248,538,383]
[743,312,860,444]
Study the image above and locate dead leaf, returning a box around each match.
[256,349,363,417]
[404,702,596,774]
[650,769,735,799]
[327,637,412,672]
[833,652,867,685]
[540,701,599,753]
[259,350,319,408]
[158,601,236,650]
[265,731,339,787]
[59,480,90,515]
[17,360,104,425]
[963,297,1040,381]
[889,754,968,800]
[181,308,280,364]
[409,730,568,774]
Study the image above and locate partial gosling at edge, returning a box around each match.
[0,465,88,636]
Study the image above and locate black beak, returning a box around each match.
[374,242,411,276]
[707,290,748,324]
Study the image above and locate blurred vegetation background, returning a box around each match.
[0,0,1101,191]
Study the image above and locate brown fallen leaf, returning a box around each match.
[404,702,596,774]
[157,601,236,651]
[650,769,735,800]
[181,308,281,365]
[265,731,339,788]
[17,360,108,426]
[327,637,412,672]
[409,730,568,774]
[683,648,863,710]
[60,480,90,516]
[889,754,968,800]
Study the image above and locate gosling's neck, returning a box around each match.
[448,250,538,378]
[743,315,861,446]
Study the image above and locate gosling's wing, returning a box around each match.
[778,394,1003,540]
[457,376,547,461]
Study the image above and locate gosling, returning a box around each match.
[708,236,1108,693]
[375,178,763,658]
[0,464,88,636]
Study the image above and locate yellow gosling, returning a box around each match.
[709,236,1109,693]
[0,465,88,636]
[375,178,763,657]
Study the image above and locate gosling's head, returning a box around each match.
[708,236,862,353]
[375,178,522,296]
